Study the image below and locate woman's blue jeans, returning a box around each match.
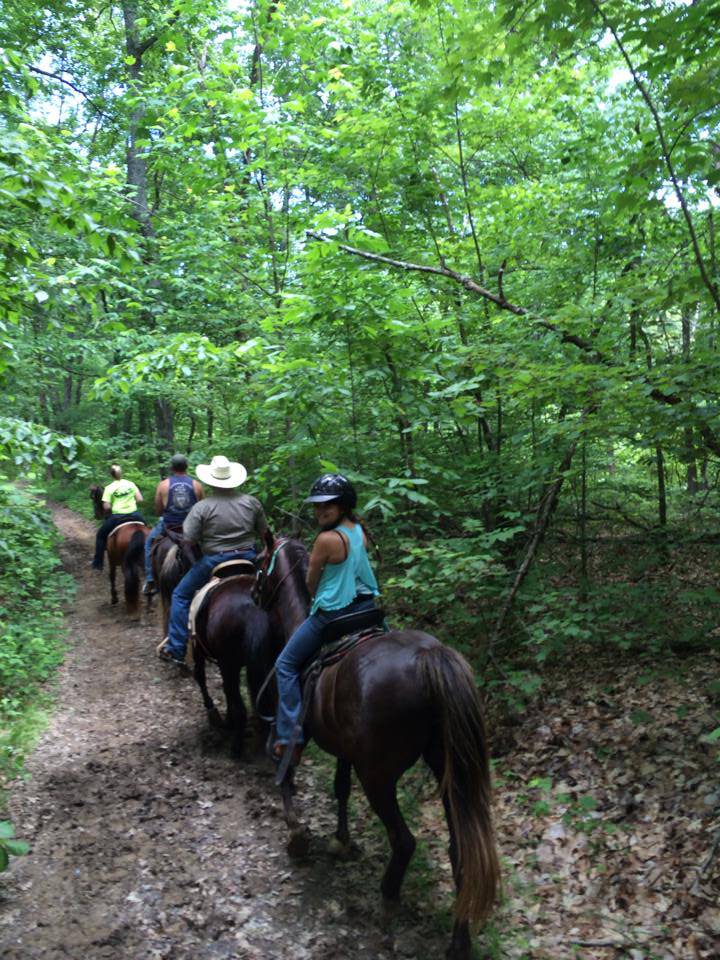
[274,595,377,744]
[165,548,257,660]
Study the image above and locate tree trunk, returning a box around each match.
[122,1,156,240]
[154,398,174,452]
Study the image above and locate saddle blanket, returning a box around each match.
[301,625,387,684]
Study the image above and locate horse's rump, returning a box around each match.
[107,520,145,543]
[159,542,180,580]
[195,576,267,662]
[312,630,441,759]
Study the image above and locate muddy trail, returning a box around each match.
[0,505,454,960]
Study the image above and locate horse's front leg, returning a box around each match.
[109,560,118,604]
[280,769,310,859]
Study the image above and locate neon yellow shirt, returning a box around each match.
[101,479,140,514]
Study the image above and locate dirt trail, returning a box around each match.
[0,505,450,960]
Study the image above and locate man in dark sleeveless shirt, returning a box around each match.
[143,453,204,595]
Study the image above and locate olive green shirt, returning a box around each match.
[182,489,267,555]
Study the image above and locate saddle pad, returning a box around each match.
[107,521,145,541]
[188,574,256,639]
[301,626,386,685]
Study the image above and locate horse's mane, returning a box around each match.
[281,536,309,568]
[276,536,311,605]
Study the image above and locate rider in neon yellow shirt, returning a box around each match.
[91,465,145,570]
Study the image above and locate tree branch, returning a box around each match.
[28,67,106,115]
[590,0,720,315]
[304,231,720,457]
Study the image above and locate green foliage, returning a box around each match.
[0,820,29,872]
[0,484,72,785]
[0,0,719,718]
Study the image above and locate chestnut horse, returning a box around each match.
[90,486,150,616]
[192,573,278,755]
[256,533,500,960]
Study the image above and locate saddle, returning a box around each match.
[275,608,386,785]
[107,520,145,542]
[301,621,386,685]
[211,558,257,579]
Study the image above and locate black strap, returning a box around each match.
[333,528,348,560]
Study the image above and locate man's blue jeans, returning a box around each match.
[165,548,257,660]
[274,595,377,744]
[144,519,165,582]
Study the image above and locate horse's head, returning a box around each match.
[89,485,104,519]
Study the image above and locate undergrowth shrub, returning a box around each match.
[0,483,72,786]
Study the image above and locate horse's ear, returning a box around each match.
[264,527,274,551]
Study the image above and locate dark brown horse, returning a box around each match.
[192,573,278,755]
[256,533,500,960]
[90,486,150,615]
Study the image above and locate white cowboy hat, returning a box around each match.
[195,455,247,489]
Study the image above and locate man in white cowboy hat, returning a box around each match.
[158,455,267,667]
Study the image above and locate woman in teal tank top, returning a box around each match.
[273,474,380,763]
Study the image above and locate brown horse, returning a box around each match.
[90,486,150,615]
[192,573,278,755]
[256,533,500,960]
[148,531,198,639]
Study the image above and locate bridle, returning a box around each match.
[254,537,305,611]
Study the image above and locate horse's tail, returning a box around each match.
[418,644,500,926]
[123,529,146,613]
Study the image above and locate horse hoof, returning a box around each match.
[286,828,310,860]
[382,897,400,918]
[327,837,357,860]
[445,947,471,960]
[207,708,223,729]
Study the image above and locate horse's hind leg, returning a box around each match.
[109,562,118,605]
[219,659,246,755]
[424,746,472,960]
[328,758,354,858]
[193,647,222,729]
[357,771,416,909]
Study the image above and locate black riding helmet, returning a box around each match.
[305,473,357,510]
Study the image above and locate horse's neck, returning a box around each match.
[277,584,309,642]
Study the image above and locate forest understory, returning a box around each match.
[0,505,716,960]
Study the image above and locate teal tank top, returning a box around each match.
[311,522,379,615]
